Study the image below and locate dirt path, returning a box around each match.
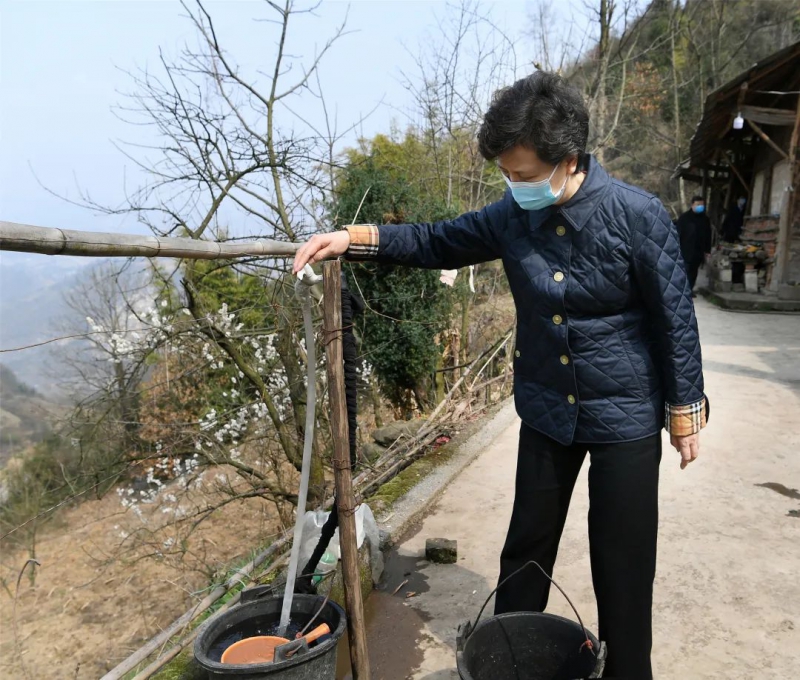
[362,299,800,679]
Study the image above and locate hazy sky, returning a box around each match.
[1,0,537,239]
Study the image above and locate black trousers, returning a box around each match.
[686,259,701,290]
[495,423,661,680]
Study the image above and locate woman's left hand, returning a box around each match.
[671,433,700,469]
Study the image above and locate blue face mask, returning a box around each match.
[503,163,567,211]
[693,204,705,214]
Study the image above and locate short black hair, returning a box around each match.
[691,195,704,203]
[478,72,589,164]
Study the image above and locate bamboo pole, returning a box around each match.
[0,221,299,259]
[322,260,371,680]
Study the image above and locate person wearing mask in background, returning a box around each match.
[676,195,712,295]
[293,72,709,680]
[721,196,747,243]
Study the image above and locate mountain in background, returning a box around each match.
[0,252,93,393]
[0,363,61,466]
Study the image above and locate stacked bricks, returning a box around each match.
[741,215,779,258]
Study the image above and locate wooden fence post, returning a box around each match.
[322,260,371,680]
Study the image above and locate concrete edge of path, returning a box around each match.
[699,287,800,313]
[376,398,518,545]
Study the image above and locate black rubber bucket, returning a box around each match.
[456,612,604,680]
[456,561,606,680]
[194,589,346,680]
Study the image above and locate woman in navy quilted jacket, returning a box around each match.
[294,72,708,679]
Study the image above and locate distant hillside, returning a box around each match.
[562,0,799,212]
[0,251,92,394]
[0,364,59,466]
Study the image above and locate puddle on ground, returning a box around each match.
[336,546,433,679]
[380,547,432,599]
[756,482,800,500]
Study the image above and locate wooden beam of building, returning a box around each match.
[0,221,299,259]
[678,173,706,184]
[740,105,797,127]
[746,119,790,161]
[728,162,751,197]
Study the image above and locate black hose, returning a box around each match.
[341,272,360,469]
[296,271,361,593]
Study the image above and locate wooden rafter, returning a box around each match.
[746,120,790,161]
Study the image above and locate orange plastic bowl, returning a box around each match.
[220,623,331,665]
[221,635,289,664]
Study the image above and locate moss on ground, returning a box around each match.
[151,649,205,680]
[367,443,457,514]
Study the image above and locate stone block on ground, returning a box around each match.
[426,537,457,564]
[372,419,427,447]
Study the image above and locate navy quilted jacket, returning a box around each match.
[358,157,706,445]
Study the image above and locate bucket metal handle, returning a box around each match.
[469,560,595,656]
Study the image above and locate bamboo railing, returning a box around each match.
[0,221,299,259]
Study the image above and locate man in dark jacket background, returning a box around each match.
[721,195,747,243]
[676,195,712,294]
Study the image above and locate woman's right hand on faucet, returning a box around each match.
[292,231,351,275]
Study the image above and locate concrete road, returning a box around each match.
[366,299,800,679]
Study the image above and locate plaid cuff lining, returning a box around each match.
[665,398,708,437]
[346,224,379,259]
